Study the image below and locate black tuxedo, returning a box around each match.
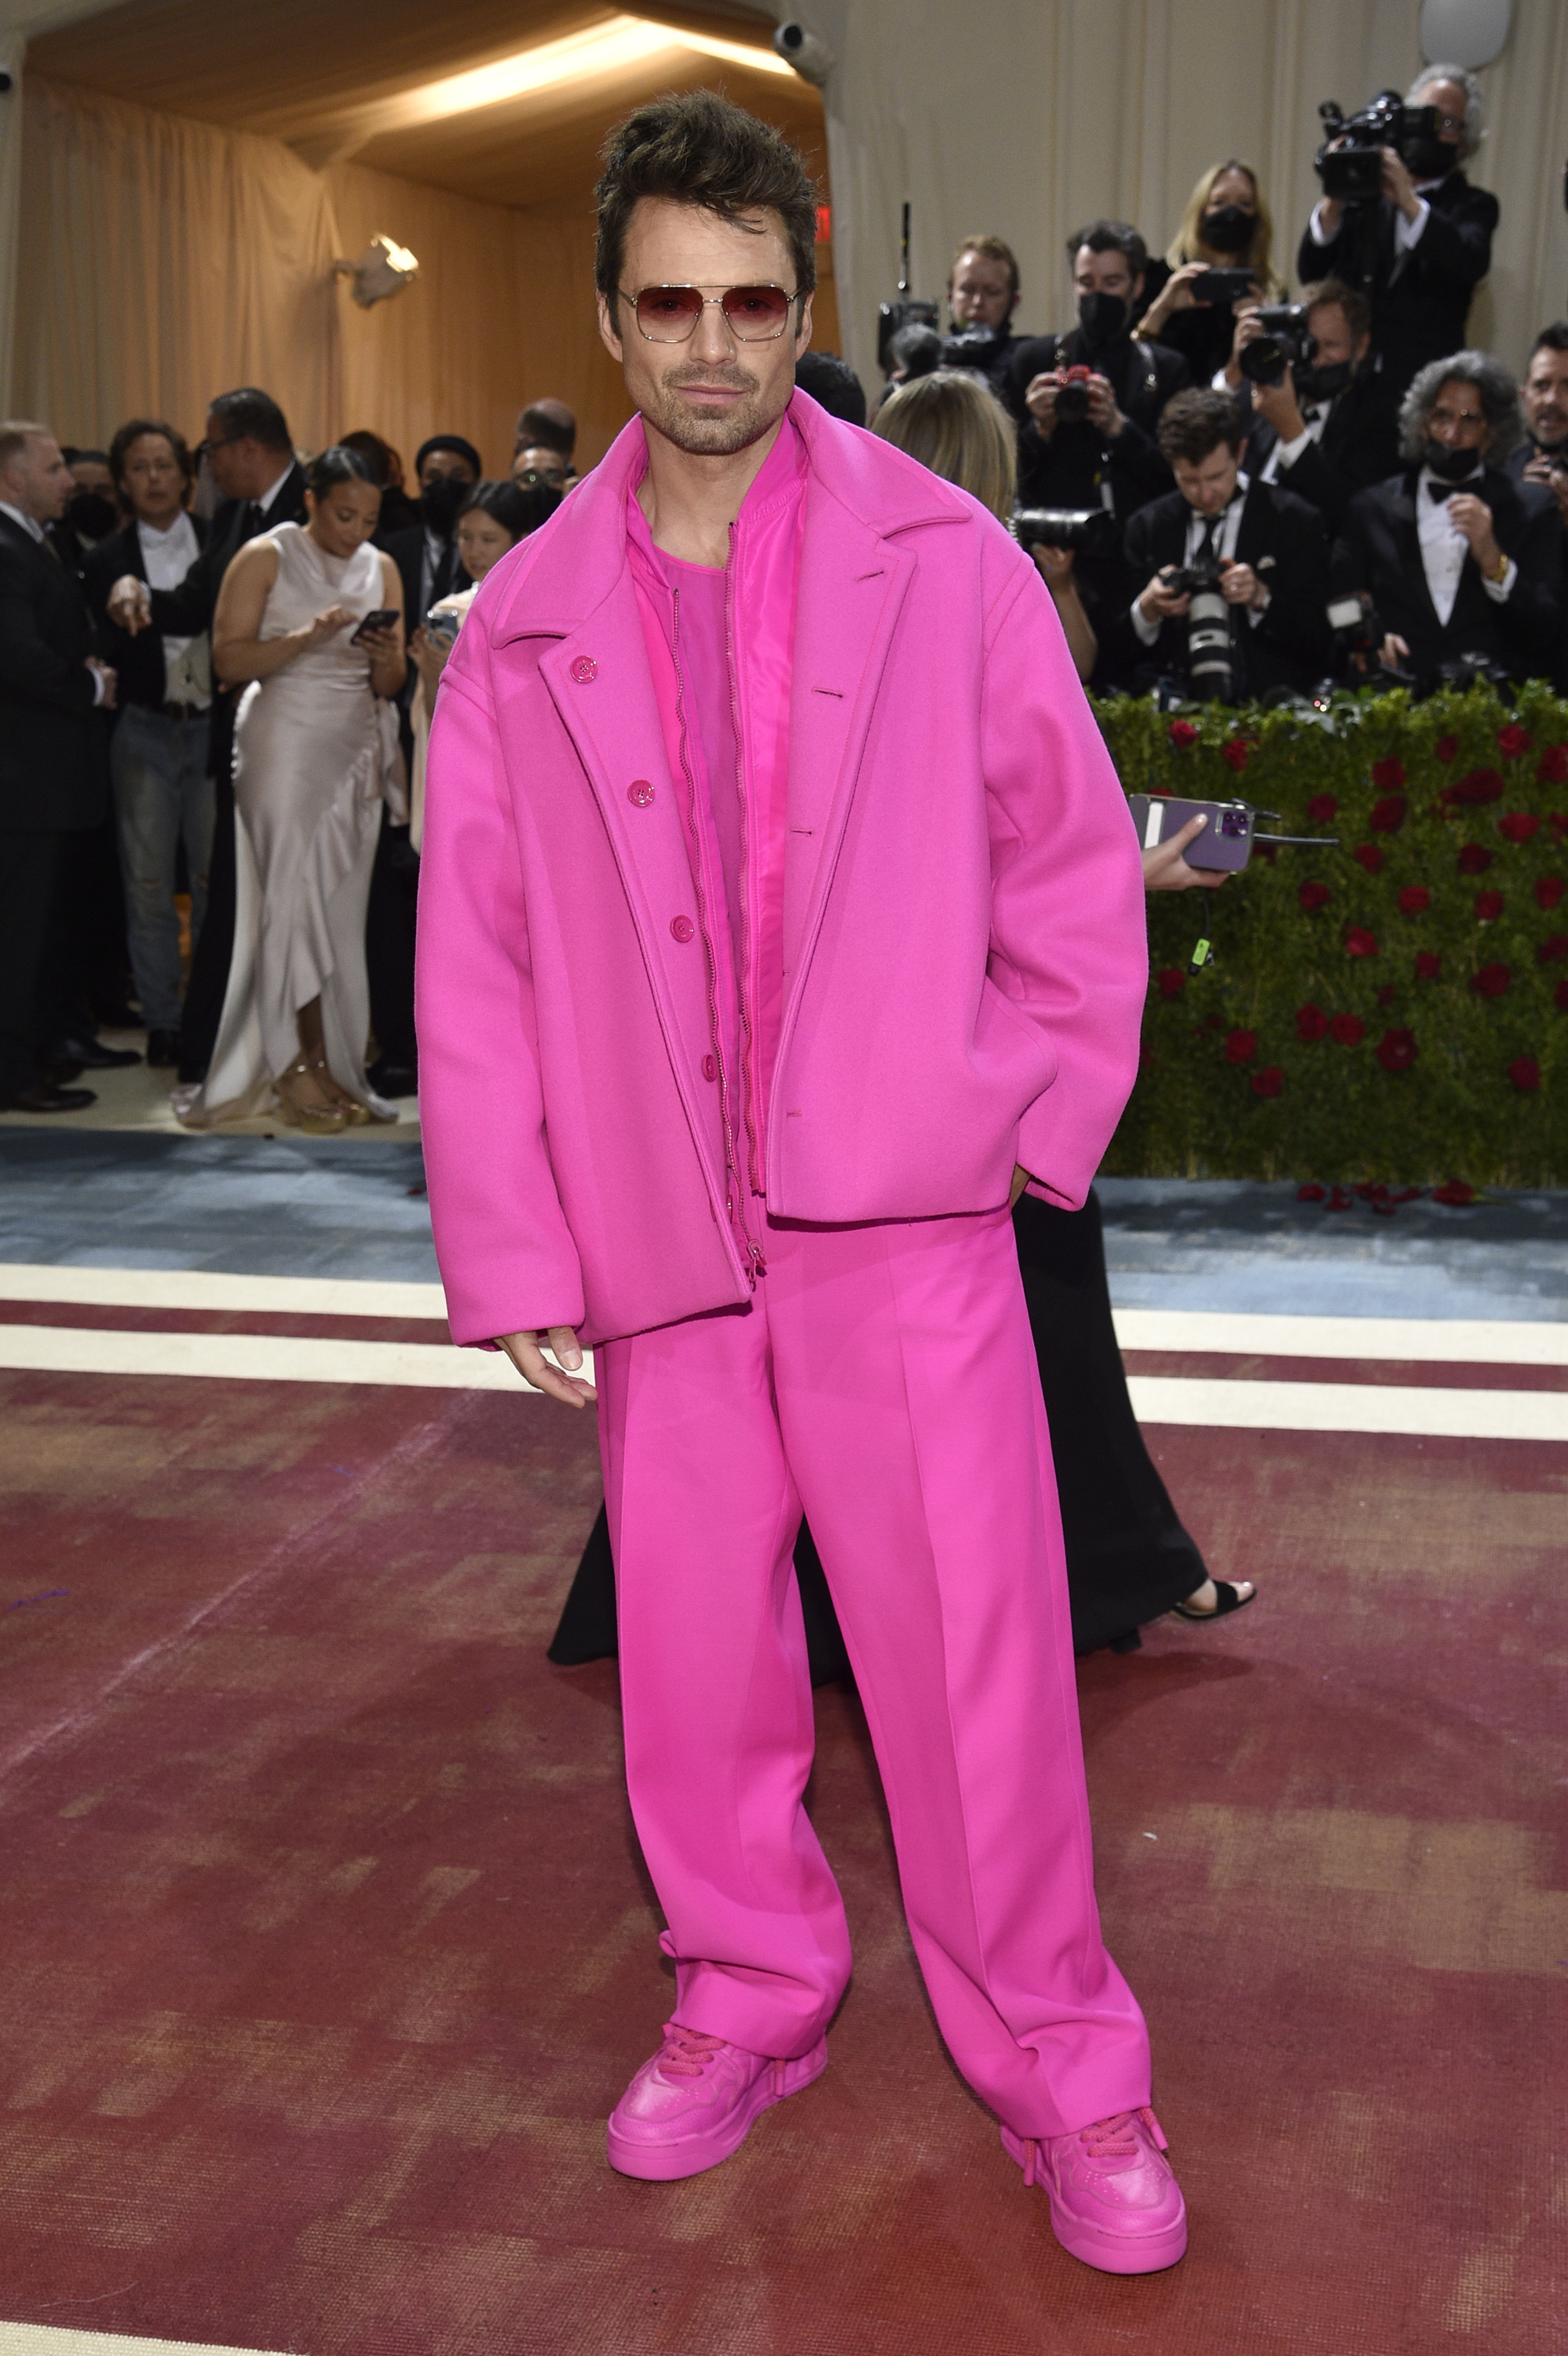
[84,513,210,715]
[142,460,307,1079]
[1240,371,1402,535]
[1333,466,1561,683]
[1296,172,1498,403]
[0,511,112,1095]
[1121,479,1331,697]
[380,521,470,638]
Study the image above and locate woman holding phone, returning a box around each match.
[1137,159,1285,384]
[406,477,561,851]
[175,445,405,1132]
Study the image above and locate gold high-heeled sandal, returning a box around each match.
[276,1057,349,1133]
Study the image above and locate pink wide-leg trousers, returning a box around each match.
[596,1201,1152,2138]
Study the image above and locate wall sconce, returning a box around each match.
[334,235,420,309]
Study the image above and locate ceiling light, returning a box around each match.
[377,13,788,134]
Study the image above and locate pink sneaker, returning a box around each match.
[607,2022,828,2181]
[1002,2109,1188,2274]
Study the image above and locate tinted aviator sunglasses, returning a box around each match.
[619,283,801,342]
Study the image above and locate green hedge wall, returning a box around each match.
[1093,682,1568,1186]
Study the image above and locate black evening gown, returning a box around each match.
[546,1191,1206,1672]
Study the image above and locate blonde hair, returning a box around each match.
[871,369,1016,523]
[1166,159,1282,295]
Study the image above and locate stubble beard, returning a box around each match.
[642,360,782,457]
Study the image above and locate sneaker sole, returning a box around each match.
[1000,2124,1189,2275]
[607,2038,828,2182]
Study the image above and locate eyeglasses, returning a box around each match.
[514,466,565,488]
[619,284,800,343]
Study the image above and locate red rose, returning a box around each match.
[1344,927,1378,957]
[1457,843,1493,874]
[1371,757,1405,791]
[1376,984,1396,1005]
[1432,1179,1476,1205]
[1471,964,1510,997]
[1330,1013,1365,1046]
[1297,1182,1326,1202]
[1221,737,1249,771]
[1376,1028,1417,1073]
[1536,875,1566,910]
[1354,844,1385,873]
[1552,814,1568,834]
[1434,735,1458,763]
[1156,968,1186,998]
[1398,886,1431,915]
[1474,889,1504,921]
[1497,723,1533,758]
[1251,1066,1283,1098]
[1369,794,1407,832]
[1539,935,1568,963]
[1442,767,1504,807]
[1508,1055,1541,1092]
[1296,1004,1329,1041]
[1307,793,1339,822]
[1557,980,1568,1012]
[1537,745,1568,784]
[1299,880,1332,913]
[1415,951,1442,979]
[1224,1028,1257,1065]
[1168,719,1200,747]
[1498,813,1541,843]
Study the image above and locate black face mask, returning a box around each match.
[1422,437,1482,482]
[1292,357,1355,402]
[1076,291,1127,345]
[420,475,470,538]
[1401,134,1453,182]
[68,490,118,542]
[1200,204,1254,254]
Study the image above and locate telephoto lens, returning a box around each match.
[1182,569,1234,701]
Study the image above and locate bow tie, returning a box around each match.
[1427,476,1478,500]
[1299,405,1319,424]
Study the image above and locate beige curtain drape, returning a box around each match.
[13,75,634,472]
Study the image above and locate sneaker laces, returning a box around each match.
[652,2027,726,2081]
[1080,2107,1168,2162]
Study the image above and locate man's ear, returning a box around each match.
[597,289,624,364]
[795,292,816,360]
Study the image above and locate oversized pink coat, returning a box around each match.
[416,393,1146,1349]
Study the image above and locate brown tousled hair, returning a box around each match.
[596,91,821,309]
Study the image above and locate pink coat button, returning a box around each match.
[671,916,696,943]
[702,1053,717,1081]
[569,655,598,684]
[628,780,656,807]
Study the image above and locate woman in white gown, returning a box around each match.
[176,447,406,1132]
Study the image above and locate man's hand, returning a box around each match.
[1024,372,1060,437]
[1143,811,1230,891]
[1251,362,1306,444]
[1086,372,1124,440]
[1219,559,1266,610]
[1380,630,1413,671]
[1380,145,1422,221]
[496,1326,596,1408]
[1221,300,1263,390]
[1031,543,1076,587]
[86,657,117,710]
[1009,1164,1032,1209]
[1446,492,1503,575]
[1522,452,1568,528]
[1138,567,1190,625]
[107,575,152,635]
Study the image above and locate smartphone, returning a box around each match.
[1190,268,1258,306]
[349,607,399,644]
[1128,793,1256,871]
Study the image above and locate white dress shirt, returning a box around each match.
[1132,475,1268,645]
[137,511,210,709]
[253,462,294,519]
[1257,397,1335,485]
[1416,465,1516,624]
[1307,176,1449,276]
[0,498,109,703]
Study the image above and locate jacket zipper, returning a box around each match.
[670,588,756,1287]
[724,518,766,1231]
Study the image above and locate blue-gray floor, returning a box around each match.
[3,1132,1566,1321]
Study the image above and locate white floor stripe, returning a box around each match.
[1128,1374,1568,1442]
[1113,1308,1568,1366]
[0,2328,295,2356]
[0,1323,589,1395]
[0,1263,446,1319]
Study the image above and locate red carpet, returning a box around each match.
[0,1361,1562,2354]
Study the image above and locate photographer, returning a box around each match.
[1230,279,1400,532]
[1507,326,1568,688]
[1124,388,1329,698]
[942,235,1031,393]
[1336,351,1559,687]
[1299,65,1497,402]
[1137,159,1285,385]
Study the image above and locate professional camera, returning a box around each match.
[1314,90,1442,199]
[1429,651,1515,698]
[939,325,1011,375]
[1012,507,1117,555]
[1238,302,1316,388]
[877,199,939,375]
[1324,591,1390,686]
[1053,364,1096,425]
[1160,558,1234,701]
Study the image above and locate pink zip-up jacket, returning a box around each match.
[416,392,1146,1349]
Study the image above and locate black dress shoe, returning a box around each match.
[145,1027,181,1067]
[367,1055,418,1098]
[49,1033,142,1070]
[0,1081,97,1113]
[42,1056,85,1085]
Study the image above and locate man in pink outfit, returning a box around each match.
[415,92,1186,2276]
